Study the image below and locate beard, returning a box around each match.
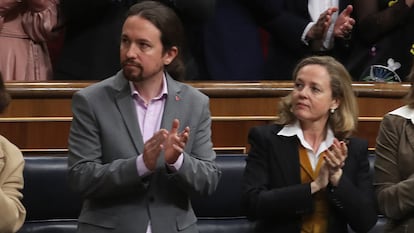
[121,60,145,82]
[121,59,165,83]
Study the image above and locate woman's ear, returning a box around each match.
[331,98,340,111]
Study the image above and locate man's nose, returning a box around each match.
[126,44,139,58]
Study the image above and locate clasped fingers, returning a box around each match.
[143,129,168,170]
[325,139,348,170]
[164,126,190,164]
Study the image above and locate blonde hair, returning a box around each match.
[277,56,358,139]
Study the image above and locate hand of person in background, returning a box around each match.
[307,7,338,51]
[324,138,348,186]
[164,118,190,164]
[334,5,355,38]
[405,0,414,7]
[308,7,338,40]
[28,0,56,12]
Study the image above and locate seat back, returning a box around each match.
[191,154,254,233]
[17,153,384,233]
[348,152,386,233]
[18,156,81,233]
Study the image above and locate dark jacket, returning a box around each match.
[242,124,378,233]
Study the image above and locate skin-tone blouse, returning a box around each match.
[0,0,60,81]
[0,135,26,233]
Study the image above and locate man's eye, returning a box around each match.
[121,38,129,44]
[140,43,150,49]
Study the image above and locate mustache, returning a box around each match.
[122,60,142,69]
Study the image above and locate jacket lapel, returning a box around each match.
[405,121,414,154]
[160,73,180,129]
[113,73,144,154]
[271,126,301,185]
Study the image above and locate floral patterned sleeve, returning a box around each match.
[22,0,60,42]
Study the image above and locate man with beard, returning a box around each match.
[66,2,221,233]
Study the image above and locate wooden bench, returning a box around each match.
[1,81,408,154]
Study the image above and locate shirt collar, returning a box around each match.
[130,74,168,101]
[278,121,335,153]
[389,105,414,124]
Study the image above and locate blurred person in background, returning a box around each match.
[200,0,267,80]
[246,0,355,80]
[348,0,414,81]
[0,0,60,81]
[54,0,215,81]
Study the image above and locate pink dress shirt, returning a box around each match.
[130,76,184,233]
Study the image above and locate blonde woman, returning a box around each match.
[242,56,377,233]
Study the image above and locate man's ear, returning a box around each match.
[164,46,178,65]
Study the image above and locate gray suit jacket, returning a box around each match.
[67,71,221,233]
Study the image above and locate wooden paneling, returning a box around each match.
[1,81,410,153]
[0,120,71,149]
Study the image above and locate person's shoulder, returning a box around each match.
[0,135,23,161]
[0,135,19,150]
[169,78,209,100]
[247,124,288,145]
[250,123,283,135]
[347,136,368,144]
[382,112,409,124]
[379,108,412,135]
[76,72,122,96]
[347,136,368,151]
[386,105,414,120]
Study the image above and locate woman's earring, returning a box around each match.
[330,108,335,114]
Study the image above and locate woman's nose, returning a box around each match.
[298,87,308,96]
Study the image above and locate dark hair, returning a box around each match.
[126,1,186,80]
[0,73,11,113]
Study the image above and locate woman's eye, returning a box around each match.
[294,83,303,89]
[312,87,321,93]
